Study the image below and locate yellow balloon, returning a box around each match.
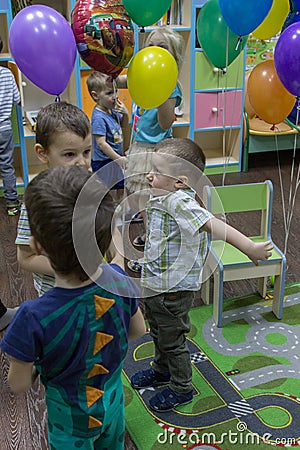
[253,0,289,40]
[127,46,178,110]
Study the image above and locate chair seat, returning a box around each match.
[211,236,282,267]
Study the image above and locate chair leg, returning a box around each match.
[201,269,211,305]
[213,267,224,328]
[257,277,268,298]
[272,263,286,320]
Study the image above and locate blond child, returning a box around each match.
[118,26,185,265]
[86,71,129,202]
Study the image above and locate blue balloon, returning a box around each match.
[219,0,273,36]
[283,1,300,30]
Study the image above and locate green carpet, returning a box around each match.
[122,284,300,449]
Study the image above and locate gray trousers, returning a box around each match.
[144,290,195,394]
[0,129,18,204]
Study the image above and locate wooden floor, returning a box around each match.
[0,150,299,449]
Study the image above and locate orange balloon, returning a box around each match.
[247,60,295,125]
[244,70,256,119]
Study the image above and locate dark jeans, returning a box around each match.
[0,129,18,204]
[144,290,195,394]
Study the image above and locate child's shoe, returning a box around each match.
[7,200,20,216]
[149,387,193,412]
[131,368,170,389]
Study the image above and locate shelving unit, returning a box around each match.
[192,0,245,174]
[1,0,246,190]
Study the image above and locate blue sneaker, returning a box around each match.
[131,368,170,389]
[149,387,193,412]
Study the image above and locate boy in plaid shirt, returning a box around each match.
[130,137,273,412]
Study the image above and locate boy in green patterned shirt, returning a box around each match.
[131,137,273,412]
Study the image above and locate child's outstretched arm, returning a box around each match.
[128,307,146,341]
[202,217,273,266]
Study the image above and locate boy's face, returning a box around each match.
[35,130,92,169]
[95,84,117,111]
[147,153,179,196]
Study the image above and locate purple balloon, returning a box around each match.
[274,23,300,97]
[9,5,76,96]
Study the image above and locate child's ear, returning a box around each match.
[91,90,99,102]
[35,144,49,164]
[175,175,188,189]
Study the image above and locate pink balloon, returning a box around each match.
[9,5,76,96]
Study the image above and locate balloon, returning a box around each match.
[219,0,273,36]
[72,0,134,78]
[247,60,295,125]
[9,5,76,96]
[274,22,300,96]
[253,0,289,40]
[123,0,172,27]
[244,71,256,119]
[127,46,178,110]
[282,1,300,30]
[196,0,248,69]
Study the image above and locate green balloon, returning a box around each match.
[197,0,248,69]
[123,0,172,27]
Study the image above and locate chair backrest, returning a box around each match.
[203,180,273,239]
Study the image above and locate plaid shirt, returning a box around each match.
[141,189,212,293]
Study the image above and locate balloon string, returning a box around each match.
[275,135,288,243]
[235,37,242,52]
[55,96,60,103]
[284,97,299,253]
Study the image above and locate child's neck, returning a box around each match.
[96,104,111,115]
[54,266,103,289]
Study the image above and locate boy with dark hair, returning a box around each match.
[131,137,273,412]
[1,165,146,449]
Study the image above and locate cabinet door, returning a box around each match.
[195,92,218,128]
[216,90,243,127]
[195,90,242,129]
[195,52,244,90]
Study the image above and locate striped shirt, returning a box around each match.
[141,189,212,293]
[0,66,20,131]
[15,203,55,296]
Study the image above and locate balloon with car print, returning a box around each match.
[72,0,134,78]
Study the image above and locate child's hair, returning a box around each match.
[35,101,91,151]
[24,165,115,281]
[86,71,110,98]
[145,26,184,71]
[0,36,3,53]
[155,137,206,173]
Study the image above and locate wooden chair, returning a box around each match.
[201,181,286,327]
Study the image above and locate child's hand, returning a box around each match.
[116,156,127,169]
[247,240,273,266]
[114,99,128,116]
